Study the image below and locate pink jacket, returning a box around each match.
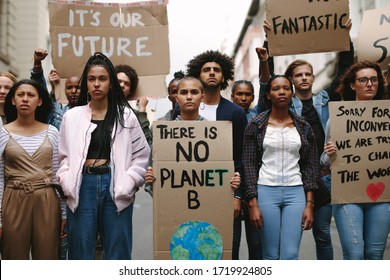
[57,104,150,213]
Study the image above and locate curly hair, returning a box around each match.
[115,64,139,97]
[186,50,234,90]
[5,79,52,123]
[336,60,385,101]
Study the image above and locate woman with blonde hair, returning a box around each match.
[0,72,17,124]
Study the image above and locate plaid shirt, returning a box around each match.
[243,109,320,201]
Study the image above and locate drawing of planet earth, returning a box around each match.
[170,220,223,260]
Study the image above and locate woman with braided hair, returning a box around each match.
[57,52,150,260]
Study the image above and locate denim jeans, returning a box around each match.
[232,201,262,260]
[321,174,331,193]
[60,236,68,260]
[312,204,333,259]
[257,185,305,260]
[67,172,134,260]
[333,202,390,260]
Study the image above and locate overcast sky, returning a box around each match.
[96,0,252,78]
[95,0,252,117]
[166,0,252,78]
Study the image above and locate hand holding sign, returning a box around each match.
[230,172,241,191]
[153,121,235,259]
[329,101,390,204]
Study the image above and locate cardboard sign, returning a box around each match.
[329,101,390,204]
[358,7,390,69]
[152,121,234,260]
[48,1,169,98]
[266,0,350,56]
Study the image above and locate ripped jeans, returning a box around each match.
[333,202,390,260]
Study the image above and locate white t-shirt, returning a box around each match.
[199,102,218,121]
[258,126,303,186]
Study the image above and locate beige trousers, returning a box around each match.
[1,186,60,260]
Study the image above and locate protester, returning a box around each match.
[321,60,390,260]
[230,79,262,260]
[47,69,81,112]
[31,49,81,115]
[30,48,81,259]
[30,48,81,131]
[142,72,187,195]
[255,19,354,260]
[0,72,17,124]
[57,52,150,260]
[159,70,185,121]
[145,76,241,196]
[244,75,319,260]
[231,80,257,121]
[115,64,150,143]
[184,50,247,259]
[0,79,66,259]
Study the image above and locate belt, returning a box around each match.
[321,169,331,176]
[83,164,111,175]
[7,178,52,194]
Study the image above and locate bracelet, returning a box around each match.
[306,200,315,205]
[260,54,269,62]
[33,64,41,68]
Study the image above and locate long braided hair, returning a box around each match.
[77,52,132,159]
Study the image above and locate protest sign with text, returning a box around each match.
[266,0,350,56]
[329,101,390,204]
[48,1,169,98]
[358,7,390,70]
[152,121,234,260]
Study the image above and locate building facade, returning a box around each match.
[0,0,53,79]
[233,0,390,103]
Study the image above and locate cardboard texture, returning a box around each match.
[152,121,235,260]
[48,1,169,98]
[329,101,390,204]
[357,7,390,70]
[152,121,233,162]
[266,0,350,56]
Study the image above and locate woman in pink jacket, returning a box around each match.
[57,52,150,260]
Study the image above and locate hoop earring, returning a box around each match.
[200,102,205,110]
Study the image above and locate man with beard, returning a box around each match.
[185,50,248,259]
